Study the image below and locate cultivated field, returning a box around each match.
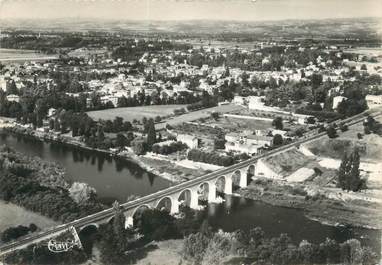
[87,105,187,122]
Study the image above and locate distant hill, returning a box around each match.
[1,17,381,39]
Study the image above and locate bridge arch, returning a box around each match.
[156,196,178,214]
[128,204,152,228]
[78,223,99,234]
[178,188,199,210]
[232,170,242,192]
[198,182,210,201]
[215,175,232,194]
[178,189,192,208]
[106,216,115,225]
[247,164,256,178]
[132,204,152,219]
[200,181,217,203]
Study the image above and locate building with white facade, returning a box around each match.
[365,95,382,109]
[332,96,347,110]
[6,94,20,103]
[177,134,198,149]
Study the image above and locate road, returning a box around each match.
[0,109,380,257]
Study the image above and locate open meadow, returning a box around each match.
[87,104,187,122]
[0,48,58,63]
[0,200,58,236]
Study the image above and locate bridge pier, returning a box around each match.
[125,216,134,228]
[189,188,199,210]
[170,198,180,215]
[239,168,248,188]
[208,182,217,202]
[224,176,232,194]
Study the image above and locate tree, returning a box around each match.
[146,119,156,147]
[6,80,18,95]
[111,201,129,251]
[202,231,234,265]
[307,116,316,124]
[112,116,124,133]
[338,153,350,190]
[182,232,210,265]
[115,133,128,148]
[154,115,161,123]
[340,124,349,132]
[211,112,220,120]
[97,126,105,143]
[132,139,146,155]
[214,131,225,150]
[273,134,283,146]
[299,240,314,264]
[98,201,135,264]
[49,119,54,130]
[337,149,365,192]
[349,149,363,192]
[137,209,178,241]
[326,126,337,138]
[272,117,283,130]
[311,73,323,87]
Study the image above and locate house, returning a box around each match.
[332,96,347,110]
[248,96,264,110]
[225,141,261,155]
[291,113,313,125]
[6,94,20,103]
[246,134,273,147]
[100,95,119,107]
[225,132,273,147]
[365,95,382,109]
[225,132,273,155]
[177,134,198,149]
[269,129,289,138]
[233,96,246,106]
[48,108,57,117]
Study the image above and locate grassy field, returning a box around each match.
[263,148,317,176]
[0,200,58,234]
[305,115,382,162]
[164,104,244,128]
[134,239,183,265]
[88,104,244,130]
[203,116,273,132]
[87,105,187,122]
[0,48,58,63]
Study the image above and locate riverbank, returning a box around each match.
[237,179,382,230]
[2,125,192,184]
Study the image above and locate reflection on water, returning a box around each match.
[205,195,380,248]
[0,133,172,204]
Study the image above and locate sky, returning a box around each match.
[0,0,381,21]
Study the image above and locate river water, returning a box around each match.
[0,132,380,252]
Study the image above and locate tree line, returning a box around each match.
[182,225,377,265]
[187,149,235,167]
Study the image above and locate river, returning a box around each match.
[0,132,380,252]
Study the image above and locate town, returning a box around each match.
[0,9,381,265]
